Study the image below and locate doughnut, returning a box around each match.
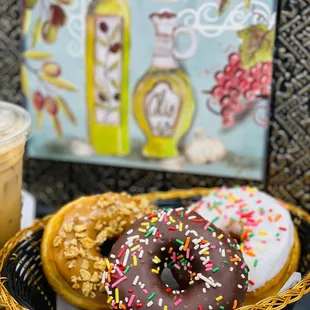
[104,208,249,309]
[190,186,300,304]
[41,192,153,310]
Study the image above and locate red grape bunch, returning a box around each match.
[209,53,272,128]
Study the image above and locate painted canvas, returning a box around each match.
[22,0,277,180]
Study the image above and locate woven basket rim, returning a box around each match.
[0,188,309,310]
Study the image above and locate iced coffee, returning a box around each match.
[0,102,31,247]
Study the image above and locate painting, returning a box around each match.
[21,0,278,181]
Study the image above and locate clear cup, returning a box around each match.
[0,102,31,247]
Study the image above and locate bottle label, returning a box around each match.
[93,15,123,125]
[144,82,182,137]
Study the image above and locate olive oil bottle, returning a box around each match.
[133,12,197,158]
[86,0,130,155]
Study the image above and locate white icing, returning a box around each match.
[192,187,294,292]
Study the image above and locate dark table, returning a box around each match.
[291,294,310,309]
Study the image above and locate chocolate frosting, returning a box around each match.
[104,208,248,309]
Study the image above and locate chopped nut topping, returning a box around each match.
[95,221,103,231]
[56,192,153,298]
[81,237,95,249]
[95,231,107,244]
[71,276,78,283]
[68,259,77,269]
[53,236,62,248]
[86,254,99,261]
[94,259,106,271]
[90,272,100,283]
[70,239,77,246]
[79,247,86,257]
[82,282,92,297]
[74,224,87,233]
[59,231,66,238]
[81,259,90,270]
[64,245,79,259]
[80,269,91,281]
[75,232,87,238]
[64,222,74,233]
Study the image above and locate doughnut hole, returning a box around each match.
[155,240,204,292]
[225,224,243,244]
[160,267,182,290]
[228,231,241,244]
[99,236,118,256]
[169,267,191,290]
[168,227,241,292]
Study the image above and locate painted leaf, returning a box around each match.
[95,60,105,67]
[31,18,42,48]
[244,0,251,10]
[24,50,53,60]
[52,116,64,139]
[23,9,32,34]
[98,38,107,47]
[55,96,77,125]
[21,65,30,97]
[55,0,73,5]
[36,110,43,131]
[98,39,108,47]
[237,24,275,69]
[95,84,110,101]
[109,60,119,72]
[111,24,121,41]
[39,73,78,92]
[95,101,108,108]
[112,79,120,90]
[218,0,232,16]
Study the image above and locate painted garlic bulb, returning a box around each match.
[185,129,226,164]
[69,138,96,156]
[159,156,186,171]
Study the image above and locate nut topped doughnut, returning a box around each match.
[104,208,249,309]
[41,192,153,310]
[190,186,300,304]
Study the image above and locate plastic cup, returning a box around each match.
[0,102,31,247]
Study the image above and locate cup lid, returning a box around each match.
[0,101,31,153]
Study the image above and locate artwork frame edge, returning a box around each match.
[0,0,309,212]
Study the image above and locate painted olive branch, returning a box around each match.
[24,61,54,95]
[96,22,122,123]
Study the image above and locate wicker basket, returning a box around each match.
[0,188,309,310]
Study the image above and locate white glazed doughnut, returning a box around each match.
[191,186,296,294]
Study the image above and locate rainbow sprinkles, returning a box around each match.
[191,186,295,293]
[103,207,249,309]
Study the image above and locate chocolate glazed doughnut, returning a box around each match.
[104,208,249,309]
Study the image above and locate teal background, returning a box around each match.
[25,0,276,180]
